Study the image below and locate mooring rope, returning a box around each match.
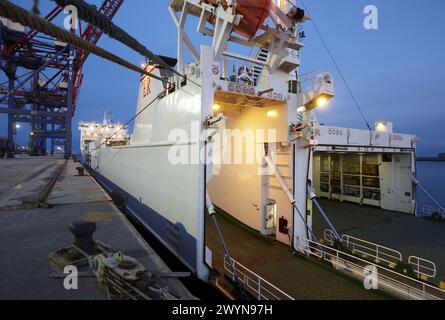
[52,0,200,87]
[0,0,169,84]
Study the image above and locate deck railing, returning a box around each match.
[223,255,294,301]
[324,230,403,266]
[324,229,438,280]
[409,256,437,279]
[299,237,445,300]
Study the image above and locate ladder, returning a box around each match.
[253,48,270,86]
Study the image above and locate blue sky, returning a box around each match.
[2,0,445,156]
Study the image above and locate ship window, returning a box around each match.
[382,154,392,162]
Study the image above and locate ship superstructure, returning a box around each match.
[79,112,129,159]
[80,0,418,284]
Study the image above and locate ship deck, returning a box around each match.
[205,211,388,300]
[313,199,445,284]
[0,156,193,300]
[206,198,445,299]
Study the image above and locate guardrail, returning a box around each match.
[409,256,437,279]
[324,229,438,280]
[422,205,444,218]
[223,255,294,301]
[328,230,402,266]
[298,237,445,300]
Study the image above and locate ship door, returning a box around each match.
[266,199,277,233]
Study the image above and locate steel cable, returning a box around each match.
[299,0,373,131]
[89,89,167,153]
[52,0,200,87]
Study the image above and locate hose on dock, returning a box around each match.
[0,0,168,83]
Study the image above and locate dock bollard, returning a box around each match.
[69,221,98,255]
[76,166,85,176]
[110,192,126,211]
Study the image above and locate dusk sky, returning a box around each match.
[2,0,445,156]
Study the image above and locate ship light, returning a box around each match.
[15,124,21,129]
[316,97,328,108]
[376,122,386,131]
[305,92,334,111]
[212,104,221,111]
[267,110,278,118]
[297,106,306,113]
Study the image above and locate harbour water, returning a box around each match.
[416,161,445,216]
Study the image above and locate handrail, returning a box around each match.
[324,229,403,265]
[300,237,445,300]
[223,255,294,300]
[324,229,438,280]
[409,256,437,279]
[324,229,335,245]
[341,233,403,266]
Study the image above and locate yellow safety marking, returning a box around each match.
[14,183,24,190]
[420,275,429,282]
[440,281,445,290]
[80,188,101,194]
[84,212,114,222]
[389,263,396,269]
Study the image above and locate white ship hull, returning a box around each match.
[81,1,418,283]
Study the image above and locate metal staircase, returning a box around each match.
[252,48,269,86]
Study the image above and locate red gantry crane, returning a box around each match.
[0,0,124,157]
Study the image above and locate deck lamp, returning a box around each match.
[305,93,334,111]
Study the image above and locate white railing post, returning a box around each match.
[258,278,262,300]
[417,259,420,279]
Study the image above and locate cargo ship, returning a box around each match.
[79,0,420,287]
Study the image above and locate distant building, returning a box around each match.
[418,153,445,161]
